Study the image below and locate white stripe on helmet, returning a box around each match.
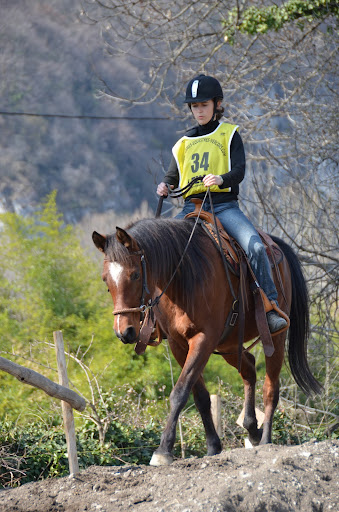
[191,80,199,98]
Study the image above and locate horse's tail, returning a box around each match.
[271,236,323,396]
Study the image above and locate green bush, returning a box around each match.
[272,406,339,445]
[0,417,162,488]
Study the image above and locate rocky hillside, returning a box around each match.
[0,440,338,511]
[0,0,183,222]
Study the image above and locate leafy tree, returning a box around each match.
[0,191,103,350]
[0,192,113,416]
[226,0,339,41]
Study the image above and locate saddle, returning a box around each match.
[185,199,284,277]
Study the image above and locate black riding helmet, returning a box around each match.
[184,74,223,103]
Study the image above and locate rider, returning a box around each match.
[157,74,288,333]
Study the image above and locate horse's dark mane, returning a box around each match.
[105,218,214,312]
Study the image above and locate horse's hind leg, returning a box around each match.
[192,376,222,456]
[260,334,285,444]
[223,350,262,445]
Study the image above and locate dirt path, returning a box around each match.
[0,440,338,512]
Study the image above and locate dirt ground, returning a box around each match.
[0,439,338,512]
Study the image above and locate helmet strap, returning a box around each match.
[213,98,218,118]
[207,98,218,124]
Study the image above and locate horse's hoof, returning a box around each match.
[149,452,173,466]
[207,442,222,456]
[259,437,272,446]
[249,428,263,446]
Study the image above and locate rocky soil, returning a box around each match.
[0,440,338,512]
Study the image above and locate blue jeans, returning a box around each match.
[177,199,278,303]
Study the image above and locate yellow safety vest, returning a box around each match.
[172,122,239,198]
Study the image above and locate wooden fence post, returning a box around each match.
[53,330,80,476]
[211,394,222,438]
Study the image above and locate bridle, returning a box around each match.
[111,248,158,354]
[112,251,152,319]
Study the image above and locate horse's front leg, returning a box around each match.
[150,333,211,466]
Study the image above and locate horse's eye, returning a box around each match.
[130,271,140,281]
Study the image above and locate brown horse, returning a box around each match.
[92,217,321,466]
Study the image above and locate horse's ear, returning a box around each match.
[116,227,139,251]
[92,231,107,253]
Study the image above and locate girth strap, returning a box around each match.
[218,299,239,345]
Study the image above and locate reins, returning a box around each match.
[114,180,211,355]
[156,177,204,218]
[167,176,204,198]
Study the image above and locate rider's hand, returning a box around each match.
[203,174,223,187]
[157,182,174,197]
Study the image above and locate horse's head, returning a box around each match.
[92,227,149,345]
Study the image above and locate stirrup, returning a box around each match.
[267,311,288,334]
[259,289,290,336]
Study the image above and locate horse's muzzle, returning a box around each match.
[115,326,137,345]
